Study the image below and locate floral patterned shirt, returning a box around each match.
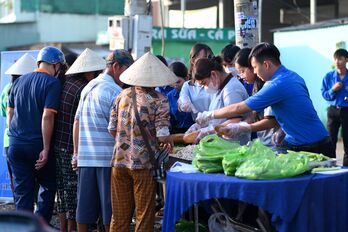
[108,87,170,169]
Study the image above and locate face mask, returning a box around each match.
[228,67,238,77]
[204,80,219,94]
[238,74,246,80]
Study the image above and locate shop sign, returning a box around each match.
[152,27,235,42]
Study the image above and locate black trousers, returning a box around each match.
[284,137,335,159]
[327,106,348,165]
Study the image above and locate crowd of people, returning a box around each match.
[1,41,347,231]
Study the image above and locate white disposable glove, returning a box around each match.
[156,127,170,137]
[195,125,214,143]
[196,111,214,127]
[178,98,198,113]
[218,121,251,138]
[185,123,201,135]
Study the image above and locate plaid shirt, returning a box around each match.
[54,75,88,153]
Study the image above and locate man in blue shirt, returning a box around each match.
[8,46,64,223]
[321,48,348,165]
[197,43,334,157]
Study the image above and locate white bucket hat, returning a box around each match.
[5,53,37,75]
[65,48,106,75]
[120,52,178,87]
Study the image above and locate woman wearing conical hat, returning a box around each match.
[1,53,37,201]
[53,48,106,232]
[108,52,177,232]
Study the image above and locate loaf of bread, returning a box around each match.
[183,131,199,144]
[214,125,225,136]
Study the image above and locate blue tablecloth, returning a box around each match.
[162,171,348,232]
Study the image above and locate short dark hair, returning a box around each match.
[249,42,281,65]
[221,44,240,64]
[190,43,213,61]
[65,53,78,67]
[189,43,214,76]
[193,56,224,81]
[234,48,252,68]
[156,55,168,66]
[169,62,188,80]
[334,48,348,59]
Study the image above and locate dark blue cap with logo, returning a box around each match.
[106,49,134,67]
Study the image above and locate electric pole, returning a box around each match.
[234,0,259,48]
[310,0,317,24]
[123,0,152,59]
[124,0,147,16]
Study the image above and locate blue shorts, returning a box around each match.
[76,167,112,225]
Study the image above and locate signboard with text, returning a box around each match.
[152,27,235,42]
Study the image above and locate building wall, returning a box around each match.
[0,22,39,50]
[166,0,348,43]
[36,13,109,43]
[0,0,123,50]
[0,12,112,50]
[339,0,348,17]
[274,24,348,123]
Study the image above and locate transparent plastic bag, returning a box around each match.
[208,212,235,232]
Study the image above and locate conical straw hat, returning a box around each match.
[65,48,106,75]
[120,52,178,87]
[5,53,37,75]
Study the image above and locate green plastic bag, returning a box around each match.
[176,219,208,232]
[222,140,274,176]
[235,151,311,179]
[294,150,330,162]
[195,134,240,156]
[193,134,240,173]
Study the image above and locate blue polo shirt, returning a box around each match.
[8,70,61,145]
[243,81,254,96]
[156,86,174,96]
[179,81,213,120]
[167,88,194,130]
[245,66,328,146]
[321,69,348,107]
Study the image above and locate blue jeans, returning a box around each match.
[8,142,56,224]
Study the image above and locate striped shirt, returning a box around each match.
[75,73,122,167]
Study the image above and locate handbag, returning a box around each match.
[131,87,169,181]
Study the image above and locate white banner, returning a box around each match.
[0,50,38,202]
